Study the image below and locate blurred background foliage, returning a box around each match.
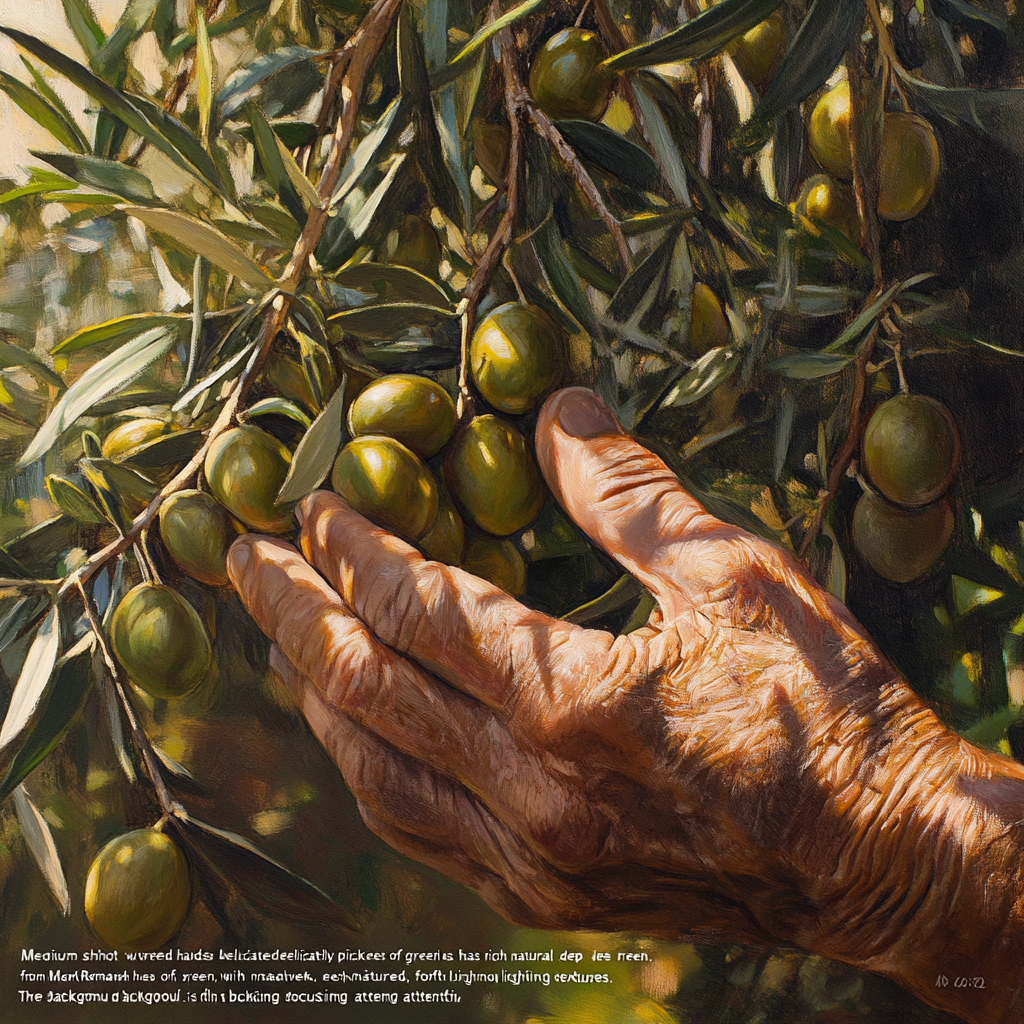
[0,0,1023,1020]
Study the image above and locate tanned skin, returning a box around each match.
[228,388,1024,1024]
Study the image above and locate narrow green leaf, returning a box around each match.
[604,0,780,71]
[553,119,660,189]
[18,327,176,466]
[608,232,675,322]
[0,169,79,205]
[434,0,548,87]
[123,207,273,289]
[952,576,1006,617]
[217,46,321,119]
[167,10,256,59]
[824,273,934,353]
[45,475,107,524]
[242,397,312,430]
[93,0,160,78]
[736,0,862,153]
[660,345,740,408]
[0,341,64,389]
[30,151,158,203]
[60,0,105,60]
[0,72,87,154]
[0,605,59,752]
[327,302,456,339]
[13,785,70,913]
[0,596,50,657]
[234,119,318,149]
[196,9,213,144]
[272,130,321,211]
[562,574,643,625]
[177,815,362,929]
[533,219,600,336]
[51,312,186,355]
[768,351,852,379]
[0,28,220,192]
[330,97,404,209]
[328,263,450,307]
[127,93,225,191]
[632,76,689,202]
[172,338,258,411]
[247,103,306,224]
[276,380,346,503]
[112,428,203,468]
[931,0,1006,31]
[185,256,208,391]
[0,634,94,803]
[19,57,90,152]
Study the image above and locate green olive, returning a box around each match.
[794,174,859,242]
[85,828,191,952]
[461,532,526,596]
[159,489,244,586]
[444,416,545,536]
[862,394,959,508]
[808,81,853,179]
[331,435,439,541]
[204,425,294,534]
[347,374,456,457]
[101,418,178,460]
[878,112,940,222]
[689,283,730,357]
[470,302,565,415]
[529,28,614,123]
[852,492,954,583]
[109,583,212,700]
[727,12,785,90]
[419,489,465,565]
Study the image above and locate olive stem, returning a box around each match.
[74,579,183,819]
[57,0,404,598]
[457,8,527,410]
[798,324,879,560]
[846,34,883,291]
[527,105,632,270]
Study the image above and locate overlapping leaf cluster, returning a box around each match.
[0,0,1022,1015]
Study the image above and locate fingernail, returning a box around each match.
[553,388,619,439]
[226,542,250,586]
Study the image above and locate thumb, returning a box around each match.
[535,388,720,617]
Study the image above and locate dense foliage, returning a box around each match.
[1,0,1023,1020]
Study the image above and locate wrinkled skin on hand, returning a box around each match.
[228,388,1024,1024]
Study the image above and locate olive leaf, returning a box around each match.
[0,72,87,154]
[122,207,273,290]
[736,0,862,153]
[276,377,347,503]
[14,785,70,913]
[51,312,188,355]
[45,475,107,524]
[174,815,363,930]
[242,397,312,430]
[0,604,59,753]
[604,0,781,71]
[328,263,451,307]
[327,302,457,339]
[769,351,853,379]
[196,8,214,143]
[660,344,740,408]
[18,326,177,467]
[0,633,95,803]
[30,152,159,204]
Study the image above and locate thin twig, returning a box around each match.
[457,13,528,412]
[798,326,878,559]
[59,0,404,598]
[846,39,883,291]
[527,105,632,269]
[75,579,182,818]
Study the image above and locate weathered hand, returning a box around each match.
[227,387,1024,1024]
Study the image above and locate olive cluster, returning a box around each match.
[793,81,941,244]
[852,394,960,583]
[335,301,565,596]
